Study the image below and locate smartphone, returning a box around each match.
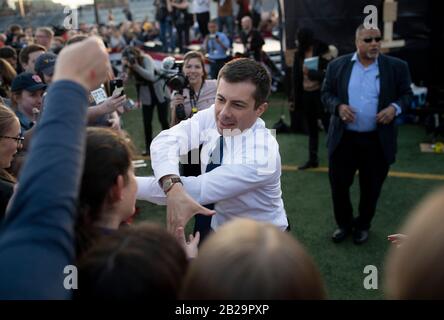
[109,79,124,97]
[124,98,136,110]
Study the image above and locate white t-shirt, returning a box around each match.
[192,0,210,14]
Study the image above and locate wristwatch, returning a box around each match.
[162,176,183,194]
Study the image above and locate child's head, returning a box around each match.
[77,223,188,299]
[181,219,326,299]
[10,72,46,118]
[79,127,137,225]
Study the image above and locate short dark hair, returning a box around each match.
[355,24,380,39]
[218,58,270,108]
[19,44,46,65]
[0,46,17,60]
[66,35,88,46]
[8,24,22,34]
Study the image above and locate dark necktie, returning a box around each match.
[205,135,224,174]
[194,136,224,240]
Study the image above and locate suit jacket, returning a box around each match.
[241,29,264,62]
[0,177,14,222]
[321,53,413,164]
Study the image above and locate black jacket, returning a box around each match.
[0,177,14,222]
[321,53,413,164]
[241,29,264,62]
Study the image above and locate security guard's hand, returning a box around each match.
[338,104,356,123]
[376,105,396,125]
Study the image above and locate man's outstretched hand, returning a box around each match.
[166,183,215,234]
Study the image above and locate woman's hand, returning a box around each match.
[102,94,127,113]
[170,92,186,110]
[388,234,407,248]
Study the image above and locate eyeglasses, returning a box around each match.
[362,37,382,43]
[0,135,24,146]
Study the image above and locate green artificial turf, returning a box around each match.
[122,87,444,300]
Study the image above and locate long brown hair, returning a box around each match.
[0,104,18,183]
[77,223,188,299]
[0,58,17,98]
[76,127,135,257]
[122,46,146,83]
[183,50,207,83]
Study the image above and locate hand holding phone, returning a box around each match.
[109,79,124,97]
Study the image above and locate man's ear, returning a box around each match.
[109,175,125,203]
[255,102,268,118]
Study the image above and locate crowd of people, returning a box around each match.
[0,0,442,301]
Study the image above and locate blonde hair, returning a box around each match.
[181,219,326,299]
[0,104,18,182]
[36,27,54,38]
[385,187,444,299]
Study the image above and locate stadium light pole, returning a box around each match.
[94,0,100,25]
[17,0,25,17]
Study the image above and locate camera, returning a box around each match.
[122,47,137,65]
[160,57,189,121]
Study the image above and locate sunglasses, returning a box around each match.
[362,37,382,43]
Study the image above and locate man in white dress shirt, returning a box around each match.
[136,58,288,237]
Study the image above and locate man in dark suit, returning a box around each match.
[240,16,265,62]
[321,25,413,244]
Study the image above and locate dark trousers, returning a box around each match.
[329,130,389,231]
[194,214,212,243]
[141,100,169,152]
[175,23,190,53]
[302,90,323,163]
[209,58,227,79]
[196,11,210,38]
